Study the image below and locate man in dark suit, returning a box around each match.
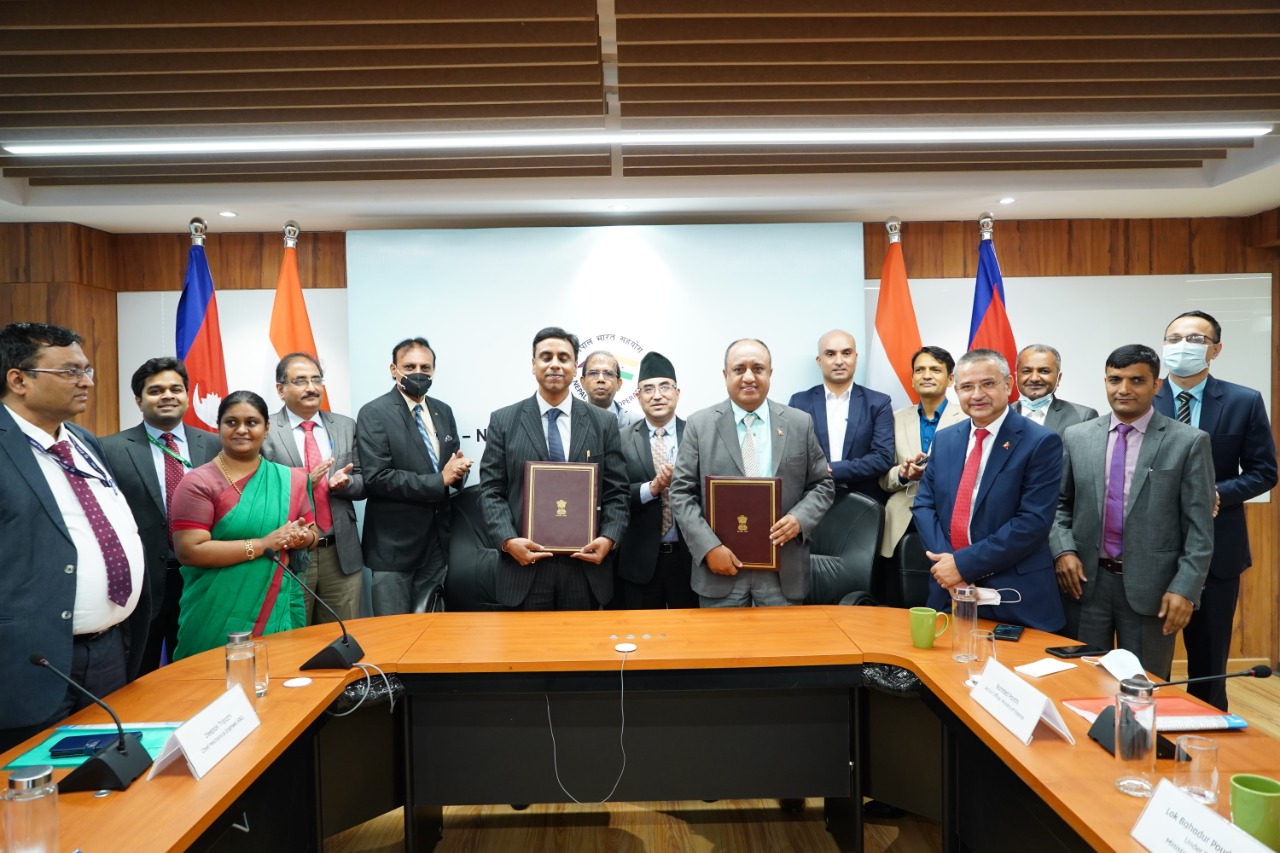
[1053,345,1215,679]
[478,326,629,610]
[101,356,218,673]
[913,349,1065,632]
[788,329,893,502]
[1154,311,1276,707]
[0,322,149,752]
[671,338,834,607]
[261,352,366,623]
[1013,344,1099,435]
[357,337,472,615]
[617,351,698,609]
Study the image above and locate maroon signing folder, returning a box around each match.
[704,476,783,569]
[522,461,600,552]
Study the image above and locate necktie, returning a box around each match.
[741,412,760,476]
[412,404,440,472]
[160,432,185,547]
[298,421,333,533]
[545,408,566,462]
[48,440,132,606]
[1176,391,1193,424]
[1102,423,1135,559]
[949,428,990,551]
[652,427,672,535]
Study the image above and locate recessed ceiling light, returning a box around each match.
[3,125,1271,156]
[999,197,1015,205]
[218,211,237,217]
[607,203,630,212]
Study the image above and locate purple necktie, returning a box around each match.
[1102,423,1135,559]
[48,440,132,606]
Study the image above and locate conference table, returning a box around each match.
[4,607,1279,853]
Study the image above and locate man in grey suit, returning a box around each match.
[101,356,219,673]
[358,337,472,615]
[1014,344,1098,435]
[617,351,698,609]
[479,326,629,610]
[261,352,365,623]
[671,338,834,607]
[1051,344,1214,679]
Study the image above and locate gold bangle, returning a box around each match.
[244,539,256,561]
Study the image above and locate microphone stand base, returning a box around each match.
[301,635,365,670]
[58,734,153,793]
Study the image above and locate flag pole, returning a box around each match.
[886,215,902,244]
[189,216,207,246]
[978,211,994,242]
[283,219,300,249]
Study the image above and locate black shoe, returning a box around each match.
[510,804,530,811]
[779,798,806,814]
[862,799,909,819]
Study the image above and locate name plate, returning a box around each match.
[970,659,1075,745]
[146,685,260,780]
[1132,779,1272,853]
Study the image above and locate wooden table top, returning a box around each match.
[2,606,1275,853]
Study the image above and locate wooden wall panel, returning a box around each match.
[114,231,347,291]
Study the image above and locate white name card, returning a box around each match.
[146,685,260,781]
[1133,779,1272,853]
[970,659,1076,745]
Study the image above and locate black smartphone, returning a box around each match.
[1045,644,1110,659]
[49,731,143,758]
[993,623,1024,642]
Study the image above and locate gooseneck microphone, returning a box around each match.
[1154,665,1273,690]
[29,651,153,792]
[262,548,364,670]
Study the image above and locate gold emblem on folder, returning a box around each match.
[556,499,568,517]
[737,514,749,533]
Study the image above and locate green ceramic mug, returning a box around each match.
[909,606,950,649]
[1230,773,1280,850]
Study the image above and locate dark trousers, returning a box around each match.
[1183,573,1241,711]
[514,556,598,611]
[0,625,127,754]
[622,542,698,609]
[139,566,184,675]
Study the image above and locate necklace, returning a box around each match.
[215,452,259,496]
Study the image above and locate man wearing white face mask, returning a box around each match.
[1013,344,1099,435]
[1153,311,1276,710]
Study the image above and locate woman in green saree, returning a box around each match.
[170,391,317,660]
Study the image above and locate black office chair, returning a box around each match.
[893,531,934,608]
[442,485,505,611]
[806,491,885,605]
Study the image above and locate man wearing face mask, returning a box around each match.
[1153,311,1276,710]
[1012,344,1099,435]
[357,337,472,615]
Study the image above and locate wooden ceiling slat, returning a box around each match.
[617,38,1280,65]
[0,0,600,28]
[3,66,603,97]
[619,150,1223,167]
[615,14,1277,42]
[0,46,603,77]
[623,161,1207,176]
[618,0,1278,15]
[621,141,1249,155]
[620,60,1280,86]
[622,97,1280,118]
[27,165,615,186]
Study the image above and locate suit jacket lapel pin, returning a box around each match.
[777,428,783,436]
[1002,441,1010,450]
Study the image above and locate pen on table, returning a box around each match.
[586,450,591,459]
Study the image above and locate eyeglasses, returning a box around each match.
[638,382,676,397]
[1164,334,1217,345]
[283,376,325,387]
[585,370,618,380]
[955,379,1003,395]
[25,367,94,380]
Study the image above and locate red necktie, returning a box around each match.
[160,432,184,547]
[48,440,132,606]
[949,427,990,551]
[299,420,333,533]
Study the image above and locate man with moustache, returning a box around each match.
[913,349,1065,632]
[1153,311,1275,708]
[616,352,698,609]
[580,350,640,429]
[878,346,966,560]
[101,357,219,672]
[479,327,629,610]
[1013,344,1099,435]
[261,352,366,623]
[358,337,471,616]
[0,323,148,752]
[671,338,834,608]
[1053,345,1215,679]
[788,329,894,502]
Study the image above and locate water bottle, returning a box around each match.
[5,764,58,853]
[1115,677,1157,797]
[225,631,256,701]
[951,586,978,662]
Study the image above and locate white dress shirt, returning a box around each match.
[824,386,851,462]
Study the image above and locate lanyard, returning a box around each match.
[27,432,115,489]
[146,433,193,468]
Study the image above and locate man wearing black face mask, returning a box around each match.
[357,337,472,615]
